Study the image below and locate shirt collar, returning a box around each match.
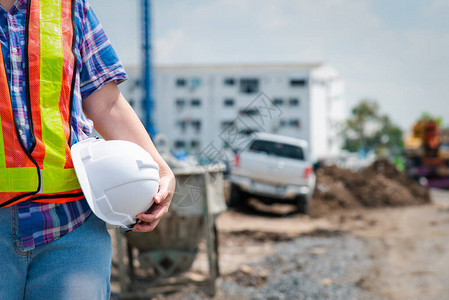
[8,0,26,14]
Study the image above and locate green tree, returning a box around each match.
[420,112,443,127]
[342,100,403,155]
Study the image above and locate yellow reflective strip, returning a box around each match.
[37,2,79,196]
[40,0,66,169]
[0,168,39,192]
[41,168,81,193]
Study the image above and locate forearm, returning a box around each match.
[83,81,174,231]
[82,82,172,176]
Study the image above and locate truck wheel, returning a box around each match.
[296,196,309,214]
[228,184,244,208]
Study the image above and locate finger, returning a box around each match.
[137,204,169,222]
[139,197,170,218]
[154,177,172,203]
[133,220,159,232]
[154,189,169,204]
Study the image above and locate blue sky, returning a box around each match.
[89,0,449,130]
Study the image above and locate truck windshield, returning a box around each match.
[249,140,304,160]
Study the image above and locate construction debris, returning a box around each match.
[310,158,431,217]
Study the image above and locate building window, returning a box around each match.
[221,120,234,129]
[279,119,287,127]
[239,78,259,94]
[191,120,202,131]
[191,99,201,107]
[174,140,186,148]
[289,98,300,106]
[191,140,200,149]
[239,108,259,116]
[290,78,307,87]
[239,128,257,135]
[190,78,201,89]
[176,78,186,87]
[176,120,188,132]
[224,78,235,86]
[175,99,186,109]
[289,119,301,128]
[224,98,235,107]
[273,98,283,106]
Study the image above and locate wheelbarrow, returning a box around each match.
[114,164,226,298]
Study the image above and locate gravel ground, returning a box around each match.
[219,235,381,300]
[161,233,383,300]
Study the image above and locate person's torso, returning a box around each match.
[0,0,92,151]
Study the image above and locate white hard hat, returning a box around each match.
[71,138,160,228]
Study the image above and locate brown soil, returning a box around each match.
[310,159,431,217]
[338,189,449,300]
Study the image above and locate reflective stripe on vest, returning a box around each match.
[0,0,83,207]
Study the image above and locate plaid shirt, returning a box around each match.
[0,0,127,250]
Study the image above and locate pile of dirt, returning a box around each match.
[310,158,431,217]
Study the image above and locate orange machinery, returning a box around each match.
[404,119,449,189]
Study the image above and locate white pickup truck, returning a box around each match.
[228,132,316,213]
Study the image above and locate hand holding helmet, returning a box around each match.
[71,138,160,229]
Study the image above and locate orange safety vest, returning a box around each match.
[0,0,84,207]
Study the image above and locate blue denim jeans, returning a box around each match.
[0,206,112,300]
